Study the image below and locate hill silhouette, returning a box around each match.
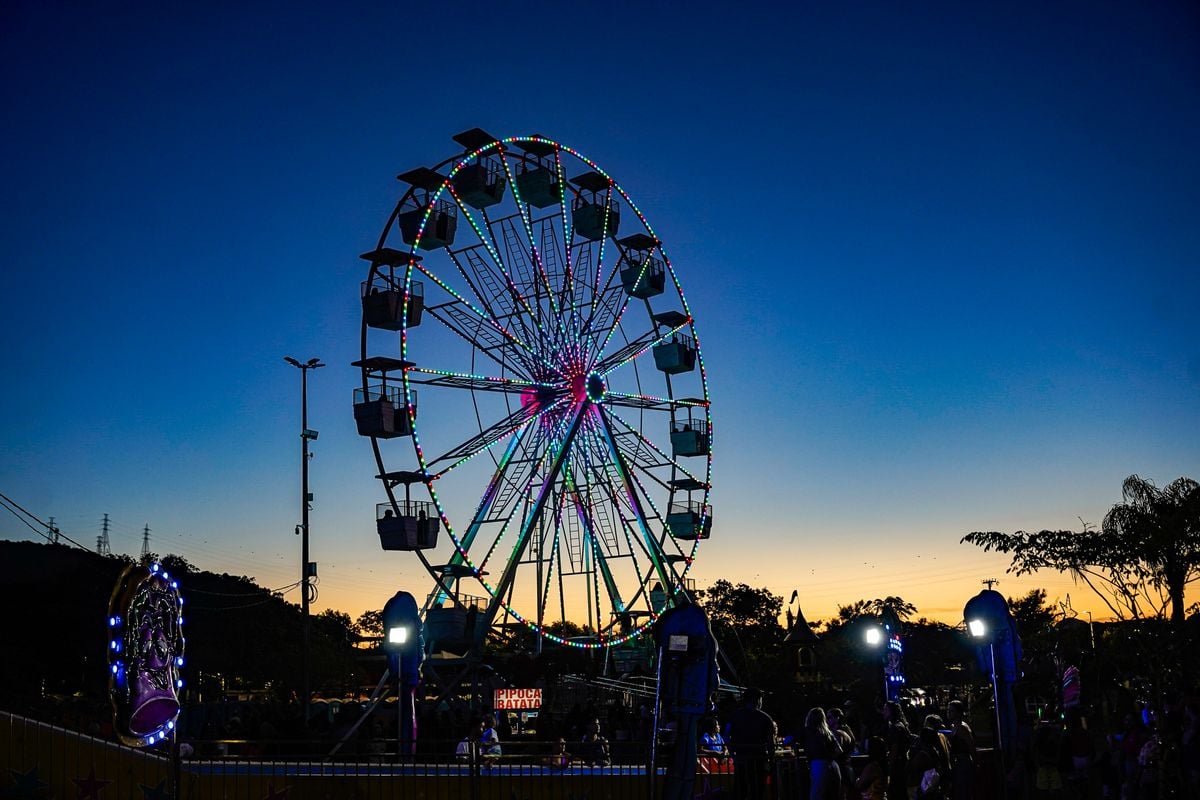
[0,539,359,714]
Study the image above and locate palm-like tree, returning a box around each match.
[1102,475,1200,626]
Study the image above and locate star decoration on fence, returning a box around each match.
[2,766,48,799]
[71,767,112,799]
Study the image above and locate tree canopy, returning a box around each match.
[694,580,784,647]
[963,474,1200,625]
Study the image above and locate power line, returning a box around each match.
[0,491,92,552]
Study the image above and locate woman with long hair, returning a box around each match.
[805,707,843,800]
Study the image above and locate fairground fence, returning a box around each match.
[1,710,1002,799]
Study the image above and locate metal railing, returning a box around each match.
[2,708,1009,800]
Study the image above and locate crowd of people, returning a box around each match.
[690,690,1200,800]
[14,683,1200,798]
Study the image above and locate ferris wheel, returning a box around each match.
[354,129,712,656]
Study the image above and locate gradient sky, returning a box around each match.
[2,2,1197,627]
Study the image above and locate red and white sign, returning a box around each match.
[493,688,542,710]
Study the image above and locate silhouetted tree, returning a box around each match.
[355,609,383,638]
[1007,588,1056,636]
[1103,475,1200,626]
[963,474,1200,625]
[694,580,785,684]
[828,596,918,628]
[695,580,784,649]
[160,553,193,575]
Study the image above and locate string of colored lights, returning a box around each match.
[567,425,638,626]
[605,407,704,487]
[411,262,552,377]
[597,319,691,379]
[107,562,184,748]
[478,202,566,358]
[538,483,566,628]
[495,147,565,327]
[442,173,561,354]
[590,406,681,603]
[433,247,538,378]
[589,181,616,325]
[472,398,574,580]
[579,418,653,594]
[603,389,707,410]
[551,145,580,345]
[428,398,568,481]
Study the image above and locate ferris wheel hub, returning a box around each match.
[570,371,607,404]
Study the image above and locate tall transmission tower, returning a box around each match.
[47,516,60,544]
[140,523,151,560]
[97,513,112,556]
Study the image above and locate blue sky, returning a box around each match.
[2,1,1197,623]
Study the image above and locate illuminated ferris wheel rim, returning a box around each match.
[359,132,712,649]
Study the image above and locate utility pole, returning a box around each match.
[141,524,151,560]
[285,355,324,726]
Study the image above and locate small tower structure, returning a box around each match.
[783,592,821,683]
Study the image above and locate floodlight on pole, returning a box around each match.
[284,354,324,726]
[381,590,422,759]
[864,626,883,646]
[968,619,987,638]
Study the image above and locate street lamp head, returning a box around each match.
[284,356,302,368]
[307,358,325,368]
[968,619,987,638]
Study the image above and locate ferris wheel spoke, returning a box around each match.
[445,184,558,355]
[593,318,691,378]
[551,148,582,340]
[537,485,567,628]
[442,248,508,339]
[589,279,636,365]
[475,403,577,577]
[418,265,552,378]
[475,400,590,639]
[427,396,565,472]
[408,367,551,397]
[428,424,535,608]
[588,184,616,318]
[583,440,670,609]
[441,244,541,367]
[496,148,565,326]
[589,406,678,593]
[581,282,627,361]
[585,237,635,339]
[602,391,707,413]
[480,206,565,354]
[603,408,705,488]
[565,464,625,622]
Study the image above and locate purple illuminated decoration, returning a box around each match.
[106,562,185,747]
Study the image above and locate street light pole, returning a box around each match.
[285,355,324,726]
